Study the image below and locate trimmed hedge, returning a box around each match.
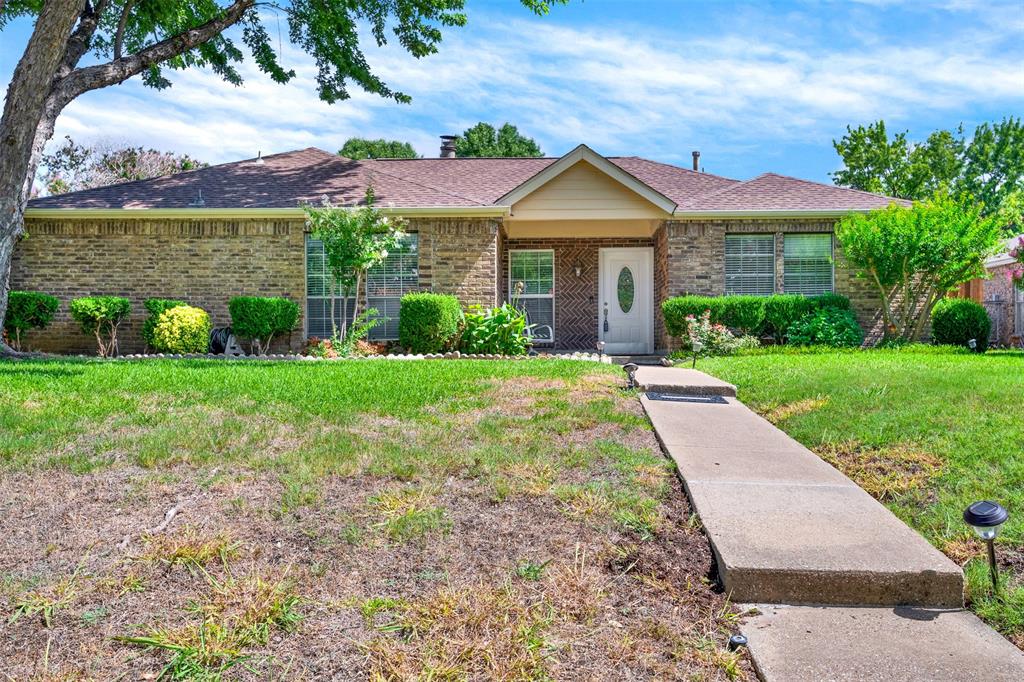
[228,296,300,354]
[3,291,59,350]
[398,293,463,353]
[931,298,990,350]
[663,292,853,341]
[151,305,212,353]
[787,308,864,348]
[142,298,187,349]
[69,296,131,357]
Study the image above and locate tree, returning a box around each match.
[831,119,1024,218]
[339,137,418,160]
[40,136,206,194]
[304,188,405,341]
[455,122,543,157]
[0,0,565,355]
[835,195,1004,342]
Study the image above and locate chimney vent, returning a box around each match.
[440,135,457,158]
[692,150,701,172]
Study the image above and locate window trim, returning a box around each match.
[724,233,776,296]
[783,232,835,296]
[508,248,555,345]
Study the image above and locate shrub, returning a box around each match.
[141,298,187,349]
[228,297,300,355]
[662,296,718,337]
[69,296,131,357]
[671,310,748,357]
[3,291,59,351]
[663,295,766,336]
[398,293,462,353]
[761,295,814,342]
[717,295,766,335]
[787,308,864,348]
[931,298,991,350]
[151,305,211,353]
[461,303,530,355]
[810,292,852,312]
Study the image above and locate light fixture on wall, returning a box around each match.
[573,257,583,278]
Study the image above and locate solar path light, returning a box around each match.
[963,500,1009,592]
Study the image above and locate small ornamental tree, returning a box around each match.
[69,296,131,357]
[835,194,1004,341]
[228,297,300,355]
[3,291,58,351]
[304,188,406,341]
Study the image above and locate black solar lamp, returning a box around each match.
[963,500,1009,592]
[622,362,639,389]
[691,340,703,369]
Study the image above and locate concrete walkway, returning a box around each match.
[639,368,1024,679]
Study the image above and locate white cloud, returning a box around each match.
[48,3,1024,175]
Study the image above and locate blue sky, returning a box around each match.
[2,0,1022,182]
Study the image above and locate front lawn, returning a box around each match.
[0,358,750,680]
[700,347,1024,646]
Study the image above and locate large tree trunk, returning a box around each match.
[0,0,87,356]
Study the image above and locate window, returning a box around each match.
[305,233,418,340]
[725,234,775,296]
[509,249,554,343]
[784,233,834,295]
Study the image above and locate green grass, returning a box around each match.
[700,346,1024,643]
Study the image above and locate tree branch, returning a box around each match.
[57,0,255,102]
[113,0,136,60]
[58,0,111,79]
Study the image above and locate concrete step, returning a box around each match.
[609,354,665,365]
[740,604,1024,681]
[633,366,737,397]
[641,395,963,607]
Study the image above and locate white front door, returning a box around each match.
[599,247,654,355]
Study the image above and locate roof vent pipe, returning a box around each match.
[440,135,457,158]
[692,150,701,172]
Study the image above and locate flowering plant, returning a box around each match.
[1010,236,1024,291]
[683,310,747,356]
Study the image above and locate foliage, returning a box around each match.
[304,188,405,340]
[142,298,187,349]
[151,305,212,354]
[461,303,531,355]
[674,310,746,357]
[454,122,543,157]
[334,308,380,356]
[339,138,418,160]
[835,194,1004,341]
[786,308,864,348]
[663,293,852,341]
[228,297,300,355]
[3,291,58,351]
[831,118,1024,220]
[1009,235,1024,291]
[930,298,991,350]
[69,296,131,357]
[398,293,463,353]
[39,136,205,195]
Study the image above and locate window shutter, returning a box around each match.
[725,234,775,296]
[784,234,833,296]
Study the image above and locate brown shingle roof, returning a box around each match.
[27,147,903,213]
[679,172,909,211]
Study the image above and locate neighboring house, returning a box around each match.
[14,141,901,354]
[975,236,1024,346]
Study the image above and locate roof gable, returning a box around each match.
[498,145,677,215]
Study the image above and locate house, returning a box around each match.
[13,140,901,354]
[975,235,1023,346]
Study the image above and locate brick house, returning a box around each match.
[977,236,1023,346]
[13,142,903,354]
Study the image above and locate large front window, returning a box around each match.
[305,233,419,340]
[725,234,775,296]
[509,249,554,343]
[784,233,834,295]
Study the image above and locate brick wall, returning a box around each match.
[11,217,306,353]
[501,236,654,350]
[11,215,500,354]
[982,264,1022,346]
[662,218,884,346]
[415,218,499,307]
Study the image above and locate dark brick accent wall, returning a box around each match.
[501,236,654,350]
[982,264,1022,345]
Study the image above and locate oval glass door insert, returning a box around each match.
[617,266,635,313]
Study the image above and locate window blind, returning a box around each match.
[783,233,833,296]
[725,234,775,296]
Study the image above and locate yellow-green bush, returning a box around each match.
[152,305,212,353]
